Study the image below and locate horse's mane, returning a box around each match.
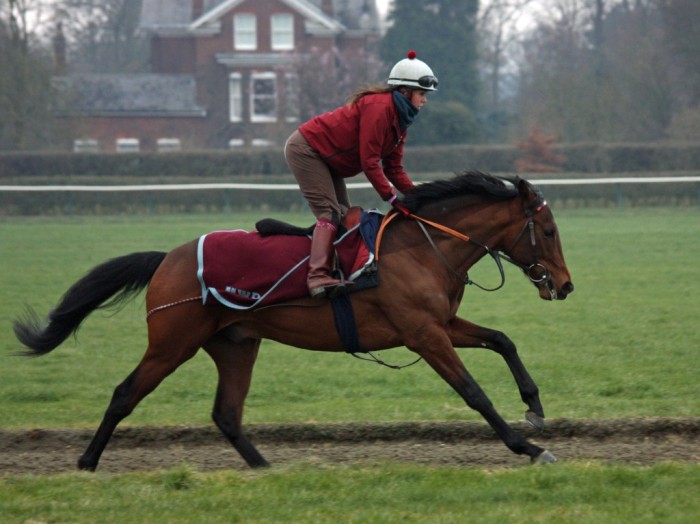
[402,171,518,212]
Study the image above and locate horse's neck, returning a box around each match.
[428,198,513,248]
[417,199,515,272]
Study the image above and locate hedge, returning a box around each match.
[1,142,699,180]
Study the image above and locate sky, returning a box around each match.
[377,0,390,18]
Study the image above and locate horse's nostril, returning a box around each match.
[562,282,574,295]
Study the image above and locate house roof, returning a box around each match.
[53,74,206,117]
[140,0,380,35]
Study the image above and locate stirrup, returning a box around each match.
[309,280,353,299]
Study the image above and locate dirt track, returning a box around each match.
[2,418,699,474]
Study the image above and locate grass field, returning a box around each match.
[2,208,698,427]
[2,463,699,523]
[1,207,699,522]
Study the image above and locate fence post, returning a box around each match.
[616,183,624,208]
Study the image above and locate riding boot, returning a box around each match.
[307,220,349,299]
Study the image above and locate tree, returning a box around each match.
[294,45,384,122]
[477,0,536,142]
[513,0,676,142]
[659,0,700,108]
[54,0,147,73]
[407,100,478,145]
[0,0,55,150]
[380,0,480,112]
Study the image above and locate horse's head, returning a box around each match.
[501,178,574,301]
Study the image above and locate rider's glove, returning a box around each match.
[388,194,411,217]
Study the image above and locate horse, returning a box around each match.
[13,171,574,470]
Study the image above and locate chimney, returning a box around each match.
[321,0,334,17]
[192,0,204,20]
[52,22,67,75]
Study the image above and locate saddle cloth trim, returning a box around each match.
[196,220,373,311]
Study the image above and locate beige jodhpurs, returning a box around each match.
[284,130,350,224]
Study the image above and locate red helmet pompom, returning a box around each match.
[407,50,417,60]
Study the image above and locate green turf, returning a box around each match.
[1,462,699,523]
[1,208,699,428]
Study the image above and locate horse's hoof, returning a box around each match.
[525,410,545,430]
[77,458,96,472]
[531,450,557,465]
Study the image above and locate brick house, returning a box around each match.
[56,0,382,152]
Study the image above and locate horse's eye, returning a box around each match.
[543,229,556,239]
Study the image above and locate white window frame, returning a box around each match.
[250,72,277,123]
[73,139,99,153]
[156,138,181,152]
[229,72,243,122]
[234,13,256,50]
[116,138,139,153]
[284,73,299,123]
[271,13,294,51]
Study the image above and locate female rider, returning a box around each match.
[284,50,438,298]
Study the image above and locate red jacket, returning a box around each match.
[298,92,414,201]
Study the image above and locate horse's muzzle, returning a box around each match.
[561,281,575,297]
[540,278,574,301]
[553,280,574,300]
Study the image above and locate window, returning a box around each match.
[284,73,299,122]
[271,14,294,50]
[157,138,181,152]
[250,72,277,123]
[229,73,242,122]
[116,138,139,153]
[229,138,245,148]
[234,13,256,50]
[73,139,98,153]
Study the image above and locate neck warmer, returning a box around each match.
[392,90,419,130]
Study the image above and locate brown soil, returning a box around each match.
[2,418,699,474]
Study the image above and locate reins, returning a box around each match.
[377,198,550,294]
[377,210,507,292]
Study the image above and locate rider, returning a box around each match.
[285,50,438,299]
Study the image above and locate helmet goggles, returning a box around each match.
[390,75,439,90]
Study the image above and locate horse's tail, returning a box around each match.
[14,251,167,357]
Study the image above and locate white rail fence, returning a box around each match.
[2,176,699,192]
[2,176,699,213]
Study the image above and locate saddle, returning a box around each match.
[255,206,365,238]
[197,208,381,310]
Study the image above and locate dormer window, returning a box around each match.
[234,13,256,50]
[271,14,294,51]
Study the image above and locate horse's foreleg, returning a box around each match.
[203,333,268,468]
[78,343,199,471]
[412,330,553,463]
[445,317,545,428]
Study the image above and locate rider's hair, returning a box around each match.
[346,84,397,106]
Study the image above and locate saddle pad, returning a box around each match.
[197,210,381,309]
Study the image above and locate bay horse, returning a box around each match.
[14,172,573,470]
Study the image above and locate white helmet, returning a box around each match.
[387,50,438,91]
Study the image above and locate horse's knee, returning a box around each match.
[492,331,517,355]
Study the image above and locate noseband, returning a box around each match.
[500,196,553,288]
[392,192,553,294]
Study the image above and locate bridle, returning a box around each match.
[385,191,553,295]
[499,193,554,291]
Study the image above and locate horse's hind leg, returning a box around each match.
[446,317,545,429]
[78,342,200,471]
[203,333,268,468]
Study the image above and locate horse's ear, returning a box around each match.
[516,177,534,201]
